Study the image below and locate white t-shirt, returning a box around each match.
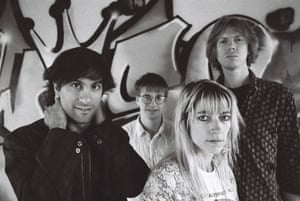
[197,168,237,201]
[139,160,238,201]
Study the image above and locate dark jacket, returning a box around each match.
[4,119,149,201]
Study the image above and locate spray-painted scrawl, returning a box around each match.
[0,0,300,134]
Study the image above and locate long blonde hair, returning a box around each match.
[173,80,244,199]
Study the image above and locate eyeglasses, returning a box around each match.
[138,94,166,105]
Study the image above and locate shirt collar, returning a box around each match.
[216,69,258,93]
[135,116,166,137]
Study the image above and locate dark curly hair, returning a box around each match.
[41,47,114,107]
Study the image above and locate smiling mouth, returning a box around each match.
[75,107,92,113]
[147,109,158,112]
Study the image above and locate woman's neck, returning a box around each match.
[196,152,214,172]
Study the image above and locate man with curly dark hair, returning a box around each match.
[4,47,149,201]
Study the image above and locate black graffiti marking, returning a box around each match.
[120,65,135,102]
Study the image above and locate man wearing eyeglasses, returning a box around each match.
[122,73,174,171]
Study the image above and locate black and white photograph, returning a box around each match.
[0,0,300,201]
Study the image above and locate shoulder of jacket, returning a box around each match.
[104,121,129,141]
[255,78,292,95]
[11,119,46,136]
[122,118,136,130]
[5,119,46,148]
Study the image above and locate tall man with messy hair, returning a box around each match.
[206,15,300,201]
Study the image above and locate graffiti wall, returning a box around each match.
[0,0,300,133]
[1,0,300,200]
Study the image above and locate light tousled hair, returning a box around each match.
[206,15,259,72]
[170,79,244,199]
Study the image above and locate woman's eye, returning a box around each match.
[197,115,209,121]
[220,114,231,121]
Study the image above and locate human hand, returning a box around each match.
[94,104,106,125]
[44,97,67,129]
[94,98,107,125]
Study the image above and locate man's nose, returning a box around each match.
[227,40,236,51]
[149,98,157,106]
[78,90,91,104]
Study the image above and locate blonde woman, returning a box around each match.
[139,80,244,201]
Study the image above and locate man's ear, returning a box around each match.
[99,83,104,97]
[53,83,60,99]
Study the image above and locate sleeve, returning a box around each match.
[3,127,81,201]
[36,128,81,193]
[277,91,300,195]
[109,127,150,198]
[139,163,185,201]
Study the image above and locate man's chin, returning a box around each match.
[146,113,161,120]
[68,115,94,125]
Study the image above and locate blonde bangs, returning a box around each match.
[189,90,232,120]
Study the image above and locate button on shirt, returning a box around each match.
[122,117,174,170]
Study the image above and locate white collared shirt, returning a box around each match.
[122,117,174,169]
